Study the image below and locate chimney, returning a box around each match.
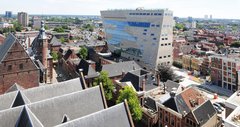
[142,78,146,91]
[157,74,160,86]
[28,36,31,48]
[170,91,176,98]
[196,96,200,105]
[122,70,125,78]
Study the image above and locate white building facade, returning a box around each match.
[101,9,174,70]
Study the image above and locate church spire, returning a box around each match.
[39,21,47,39]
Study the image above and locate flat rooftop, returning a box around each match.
[226,91,240,108]
[225,106,240,127]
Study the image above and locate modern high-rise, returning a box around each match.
[101,9,174,70]
[5,11,12,18]
[17,12,29,27]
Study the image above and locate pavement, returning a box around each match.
[172,66,229,101]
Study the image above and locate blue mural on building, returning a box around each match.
[103,20,150,57]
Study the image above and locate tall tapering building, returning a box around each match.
[101,9,174,70]
[17,12,29,27]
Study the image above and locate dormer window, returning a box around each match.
[62,114,70,123]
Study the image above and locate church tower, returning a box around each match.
[39,21,48,68]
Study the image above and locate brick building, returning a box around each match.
[210,55,240,92]
[0,34,40,94]
[31,21,53,83]
[158,87,217,127]
[0,34,5,45]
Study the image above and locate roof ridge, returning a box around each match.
[0,33,17,63]
[25,106,44,127]
[56,102,126,126]
[26,86,99,106]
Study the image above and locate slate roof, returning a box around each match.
[5,83,24,93]
[192,100,216,126]
[165,80,181,93]
[0,78,83,111]
[120,69,157,91]
[27,86,105,127]
[144,97,157,112]
[23,78,83,103]
[0,33,17,63]
[50,36,61,46]
[0,85,107,127]
[102,61,141,78]
[56,102,133,127]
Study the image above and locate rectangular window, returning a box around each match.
[143,33,147,35]
[168,55,171,57]
[158,13,162,15]
[159,56,162,59]
[156,25,160,27]
[162,38,164,40]
[8,65,12,71]
[168,43,171,45]
[154,13,158,15]
[153,38,157,40]
[165,44,167,46]
[165,38,168,40]
[144,29,147,31]
[151,24,155,27]
[161,44,164,46]
[164,56,166,58]
[151,33,154,36]
[19,64,23,70]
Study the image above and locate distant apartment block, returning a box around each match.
[17,12,29,27]
[210,55,240,92]
[101,9,174,70]
[5,11,12,18]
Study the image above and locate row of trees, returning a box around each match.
[0,22,23,34]
[93,71,142,121]
[93,65,175,122]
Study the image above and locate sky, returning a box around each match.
[1,0,240,19]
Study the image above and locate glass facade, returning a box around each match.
[103,20,151,57]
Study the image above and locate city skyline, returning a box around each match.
[1,0,240,19]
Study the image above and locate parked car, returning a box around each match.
[216,102,225,108]
[213,105,222,114]
[213,103,224,111]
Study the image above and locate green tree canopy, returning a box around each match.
[59,37,65,44]
[51,51,58,61]
[93,71,114,101]
[12,22,23,32]
[117,86,142,121]
[83,24,94,32]
[79,46,88,60]
[230,41,240,48]
[157,65,175,82]
[53,27,64,33]
[175,23,185,30]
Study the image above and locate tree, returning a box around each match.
[157,65,175,82]
[51,51,58,61]
[116,86,142,121]
[175,23,184,30]
[44,25,49,30]
[53,27,64,33]
[79,46,88,60]
[93,71,114,101]
[230,41,240,48]
[59,37,65,44]
[12,22,23,32]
